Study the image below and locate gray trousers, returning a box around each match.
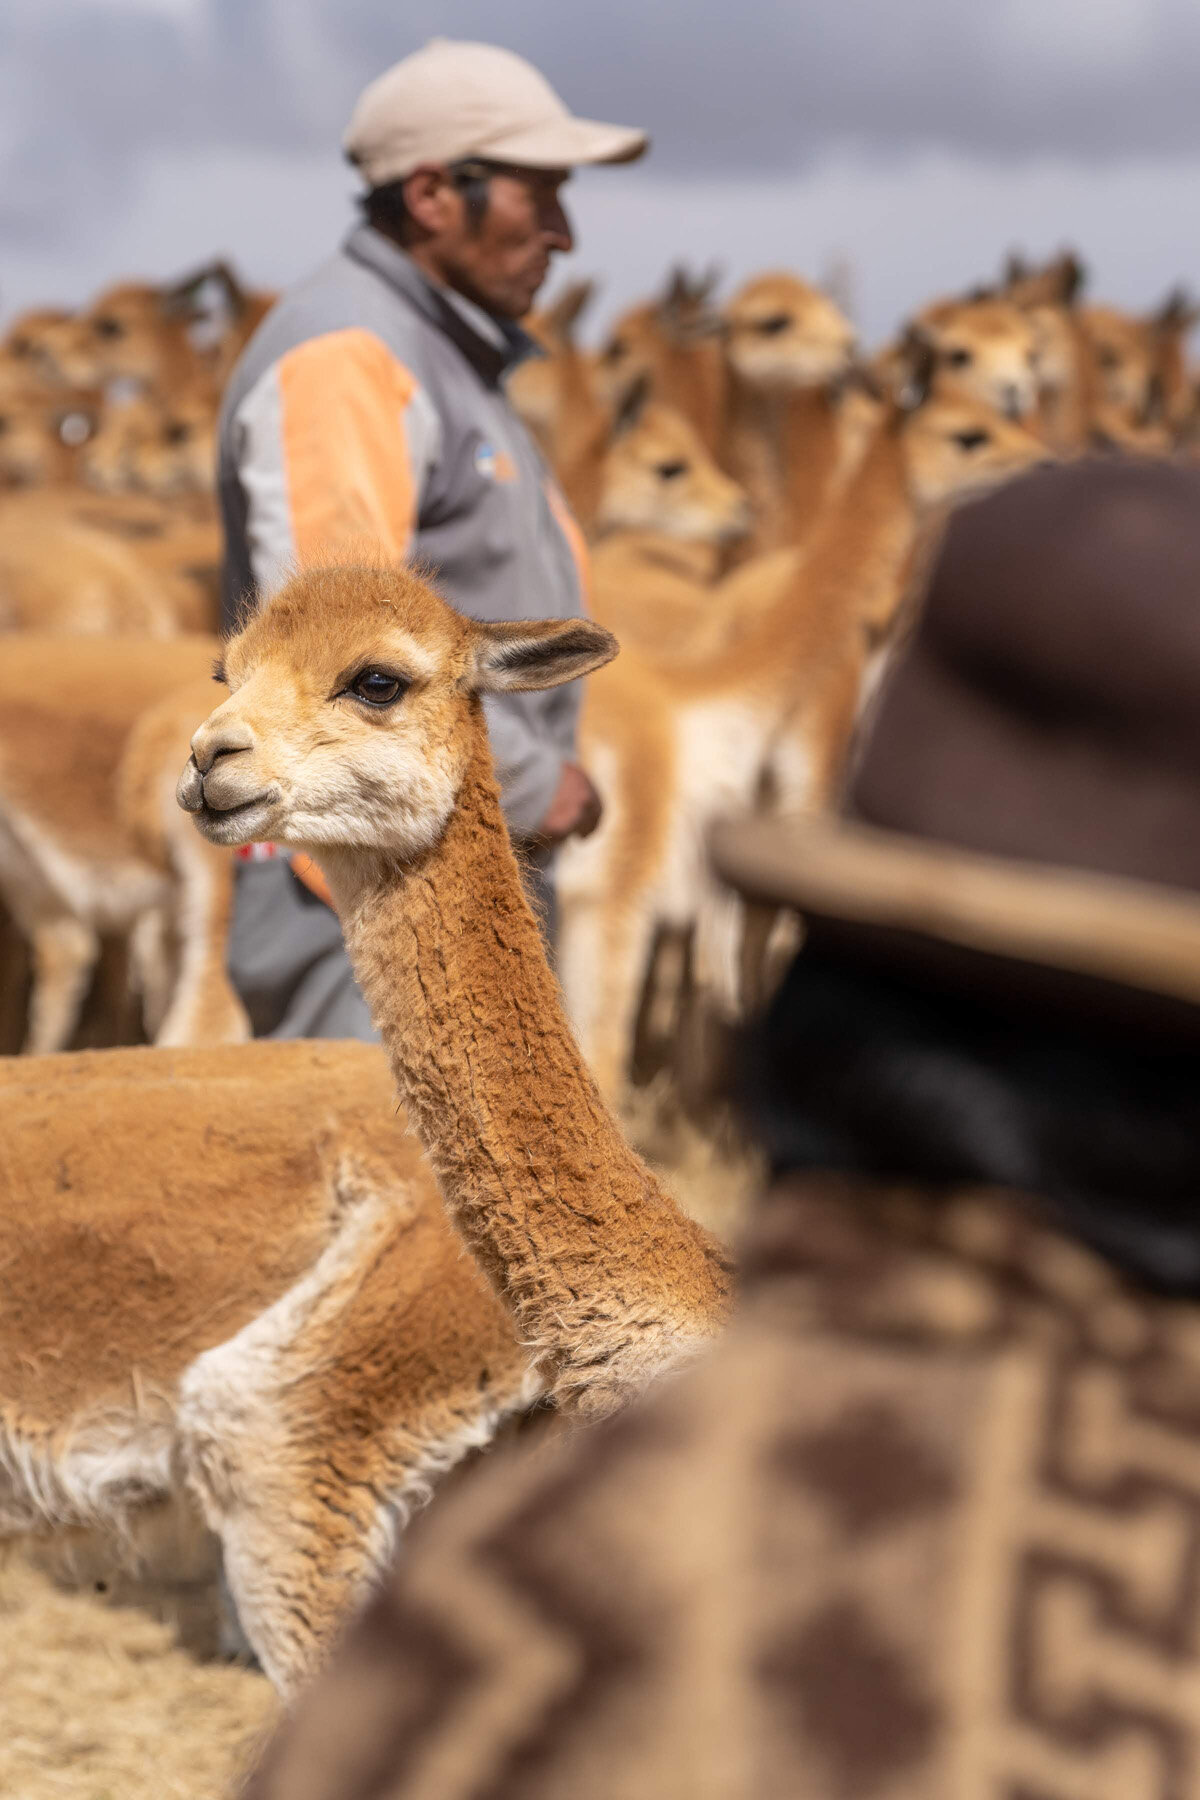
[228,852,556,1042]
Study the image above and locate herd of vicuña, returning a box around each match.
[1,244,1197,1694]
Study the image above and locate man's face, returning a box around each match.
[410,165,574,319]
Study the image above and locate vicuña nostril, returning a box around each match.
[176,756,205,814]
[191,734,251,775]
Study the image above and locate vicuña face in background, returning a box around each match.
[596,393,751,542]
[913,298,1041,421]
[723,273,856,390]
[900,384,1049,510]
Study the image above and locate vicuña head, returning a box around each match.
[180,565,731,1420]
[894,373,1050,510]
[0,381,96,488]
[594,381,750,544]
[1079,292,1199,437]
[180,568,616,861]
[907,297,1040,421]
[40,281,194,393]
[722,271,856,390]
[595,263,723,411]
[856,335,1051,519]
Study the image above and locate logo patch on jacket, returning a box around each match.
[474,441,518,483]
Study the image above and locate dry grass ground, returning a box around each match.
[0,1100,758,1800]
[0,1558,277,1799]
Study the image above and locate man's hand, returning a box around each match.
[534,762,603,847]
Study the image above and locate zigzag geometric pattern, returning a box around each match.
[246,1174,1200,1800]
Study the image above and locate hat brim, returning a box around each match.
[476,116,648,168]
[709,813,1200,1009]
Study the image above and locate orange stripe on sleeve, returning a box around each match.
[277,329,419,569]
[543,478,593,612]
[290,853,334,908]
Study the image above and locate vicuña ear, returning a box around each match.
[1056,251,1086,307]
[1155,286,1200,332]
[897,327,937,411]
[612,371,651,436]
[470,618,619,694]
[545,278,596,342]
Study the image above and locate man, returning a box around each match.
[217,38,646,1038]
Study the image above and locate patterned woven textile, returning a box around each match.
[246,1171,1200,1800]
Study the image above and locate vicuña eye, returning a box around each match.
[1097,345,1121,370]
[656,460,688,480]
[602,337,627,363]
[349,669,407,707]
[93,317,124,340]
[756,315,791,335]
[946,347,973,367]
[954,429,990,450]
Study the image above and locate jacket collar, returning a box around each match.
[343,224,536,387]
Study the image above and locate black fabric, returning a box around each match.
[765,459,1200,1289]
[740,945,1200,1295]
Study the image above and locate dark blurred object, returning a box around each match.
[856,456,1200,892]
[243,460,1200,1800]
[720,456,1200,1290]
[742,942,1200,1288]
[244,1164,1200,1800]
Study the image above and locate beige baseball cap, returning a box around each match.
[344,39,648,185]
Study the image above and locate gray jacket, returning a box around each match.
[217,225,588,834]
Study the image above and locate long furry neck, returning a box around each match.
[780,385,845,545]
[595,531,723,583]
[320,715,732,1413]
[708,416,916,695]
[799,420,916,631]
[724,375,843,553]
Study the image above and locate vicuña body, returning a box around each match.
[0,1039,534,1694]
[0,637,248,1052]
[559,373,1049,1094]
[178,566,732,1416]
[720,271,861,560]
[0,572,731,1700]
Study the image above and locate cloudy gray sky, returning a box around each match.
[6,0,1200,343]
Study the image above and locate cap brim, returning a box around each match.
[477,116,648,168]
[709,813,1200,1009]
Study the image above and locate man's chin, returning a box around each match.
[487,270,551,320]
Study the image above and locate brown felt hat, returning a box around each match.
[711,458,1200,1016]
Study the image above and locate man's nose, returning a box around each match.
[544,199,573,253]
[189,714,254,775]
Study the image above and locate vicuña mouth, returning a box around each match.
[192,789,280,845]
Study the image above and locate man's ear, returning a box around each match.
[470,618,619,694]
[401,164,456,234]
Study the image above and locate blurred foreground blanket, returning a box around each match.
[246,1168,1200,1800]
